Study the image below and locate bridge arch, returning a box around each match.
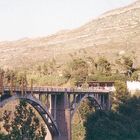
[0,93,60,138]
[71,94,102,120]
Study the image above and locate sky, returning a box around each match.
[0,0,135,41]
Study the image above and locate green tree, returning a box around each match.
[0,133,8,140]
[72,98,96,140]
[64,58,88,85]
[48,59,57,75]
[84,97,140,140]
[116,56,136,78]
[114,80,129,102]
[79,99,95,120]
[42,63,48,75]
[131,71,139,81]
[37,65,42,76]
[2,101,46,140]
[97,57,111,75]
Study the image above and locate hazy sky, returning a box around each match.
[0,0,135,41]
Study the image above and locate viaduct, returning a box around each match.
[0,76,112,140]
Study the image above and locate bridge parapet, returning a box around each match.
[3,86,111,94]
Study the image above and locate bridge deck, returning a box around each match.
[3,86,110,94]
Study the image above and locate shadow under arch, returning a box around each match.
[71,94,102,120]
[0,93,60,138]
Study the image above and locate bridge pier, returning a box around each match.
[51,93,71,140]
[34,92,111,140]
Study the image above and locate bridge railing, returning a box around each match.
[2,86,111,94]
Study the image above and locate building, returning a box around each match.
[76,81,115,91]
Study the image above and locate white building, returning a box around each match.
[127,81,140,95]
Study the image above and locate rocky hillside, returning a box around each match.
[0,0,140,69]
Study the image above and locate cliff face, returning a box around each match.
[0,0,140,68]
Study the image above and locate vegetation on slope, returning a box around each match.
[0,46,139,88]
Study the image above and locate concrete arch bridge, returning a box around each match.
[0,86,111,140]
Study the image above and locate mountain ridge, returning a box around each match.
[0,0,140,69]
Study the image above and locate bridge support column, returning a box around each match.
[101,93,111,110]
[51,93,71,140]
[107,92,111,110]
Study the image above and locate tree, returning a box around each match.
[48,59,57,75]
[42,63,48,75]
[72,98,96,140]
[2,101,47,140]
[16,72,28,87]
[64,58,88,85]
[0,133,8,140]
[37,65,42,76]
[84,110,127,140]
[79,99,95,120]
[131,71,139,81]
[114,80,129,102]
[84,97,140,140]
[97,57,111,75]
[116,56,136,78]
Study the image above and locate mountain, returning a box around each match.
[0,0,140,69]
